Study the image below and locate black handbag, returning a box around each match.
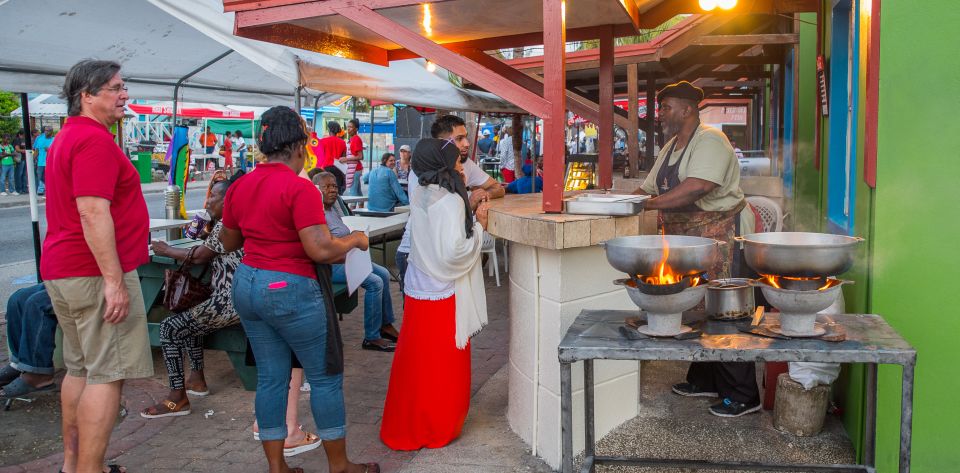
[162,246,211,312]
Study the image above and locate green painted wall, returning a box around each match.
[791,12,821,231]
[871,1,960,471]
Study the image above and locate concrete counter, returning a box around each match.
[486,192,656,468]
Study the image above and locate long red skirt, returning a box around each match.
[380,295,471,450]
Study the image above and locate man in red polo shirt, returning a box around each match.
[41,60,152,473]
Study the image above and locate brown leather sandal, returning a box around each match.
[139,398,191,419]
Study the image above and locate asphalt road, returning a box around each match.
[0,187,207,266]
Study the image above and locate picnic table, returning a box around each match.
[137,238,357,391]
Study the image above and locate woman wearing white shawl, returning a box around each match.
[380,138,490,450]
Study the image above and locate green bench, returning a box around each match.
[138,239,357,391]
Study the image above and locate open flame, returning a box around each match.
[761,275,837,291]
[637,232,701,287]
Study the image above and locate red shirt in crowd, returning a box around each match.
[316,135,346,169]
[222,162,327,279]
[40,116,149,280]
[349,134,363,171]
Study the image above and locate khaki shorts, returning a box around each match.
[45,271,154,384]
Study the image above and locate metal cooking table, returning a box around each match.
[559,309,916,473]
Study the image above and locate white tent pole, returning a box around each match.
[19,93,41,282]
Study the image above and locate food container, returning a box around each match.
[564,194,649,216]
[705,278,755,320]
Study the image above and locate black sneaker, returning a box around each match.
[709,398,762,417]
[671,383,718,398]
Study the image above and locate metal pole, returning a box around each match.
[19,93,41,282]
[173,50,233,126]
[312,95,321,130]
[369,103,375,171]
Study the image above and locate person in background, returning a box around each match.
[632,81,759,418]
[12,130,28,194]
[343,118,364,196]
[0,135,16,195]
[505,163,543,195]
[364,152,408,212]
[394,115,504,290]
[200,126,218,154]
[221,130,234,173]
[396,144,411,181]
[731,139,745,159]
[497,126,516,183]
[141,177,244,419]
[33,126,55,195]
[233,129,247,171]
[317,121,346,170]
[219,106,376,473]
[42,59,152,473]
[476,129,494,157]
[315,171,400,351]
[0,284,57,397]
[380,138,490,450]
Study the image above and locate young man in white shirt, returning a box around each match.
[395,115,505,290]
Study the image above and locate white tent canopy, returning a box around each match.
[0,0,520,113]
[10,94,68,118]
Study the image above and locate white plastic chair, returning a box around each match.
[745,196,784,233]
[482,232,501,286]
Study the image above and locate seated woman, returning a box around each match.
[363,152,408,212]
[220,106,377,473]
[314,171,400,352]
[505,163,543,194]
[380,138,491,450]
[141,176,243,419]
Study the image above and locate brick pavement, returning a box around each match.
[3,264,549,473]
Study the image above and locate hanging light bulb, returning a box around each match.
[425,60,437,72]
[699,0,717,11]
[717,0,737,10]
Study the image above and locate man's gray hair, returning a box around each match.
[61,60,122,116]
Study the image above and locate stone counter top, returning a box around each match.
[486,192,656,250]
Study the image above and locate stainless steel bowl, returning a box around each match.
[705,278,755,320]
[736,232,864,278]
[600,235,720,277]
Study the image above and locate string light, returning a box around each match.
[700,0,737,11]
[717,0,737,9]
[422,4,433,36]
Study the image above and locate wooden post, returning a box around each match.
[541,0,566,213]
[626,64,640,178]
[597,24,614,189]
[645,73,657,171]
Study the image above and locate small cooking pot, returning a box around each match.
[705,278,755,320]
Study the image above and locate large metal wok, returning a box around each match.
[600,235,720,277]
[736,232,864,277]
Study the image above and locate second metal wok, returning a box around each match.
[736,232,864,277]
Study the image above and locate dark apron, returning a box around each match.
[654,129,746,280]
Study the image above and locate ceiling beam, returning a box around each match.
[336,5,552,118]
[234,23,389,66]
[636,0,817,28]
[235,0,450,27]
[692,33,799,46]
[387,23,639,61]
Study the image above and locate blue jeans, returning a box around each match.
[331,262,395,341]
[232,264,346,441]
[0,164,14,193]
[14,160,26,193]
[395,251,409,291]
[36,165,45,194]
[5,284,57,375]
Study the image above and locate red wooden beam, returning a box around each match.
[618,0,642,29]
[598,25,614,189]
[386,23,640,62]
[234,0,450,28]
[863,0,881,189]
[335,5,552,119]
[223,0,311,13]
[542,0,566,213]
[636,0,817,28]
[234,23,389,67]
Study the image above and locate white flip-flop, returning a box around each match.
[186,389,210,397]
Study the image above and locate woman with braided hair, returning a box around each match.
[379,138,491,450]
[219,106,377,473]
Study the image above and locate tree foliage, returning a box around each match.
[0,90,23,136]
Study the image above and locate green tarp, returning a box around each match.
[205,119,260,139]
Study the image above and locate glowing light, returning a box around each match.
[699,0,717,11]
[717,0,737,10]
[422,4,433,36]
[425,60,437,72]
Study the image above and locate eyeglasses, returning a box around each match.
[100,84,128,94]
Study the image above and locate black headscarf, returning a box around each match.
[412,138,475,238]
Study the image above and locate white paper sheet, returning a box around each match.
[344,247,373,295]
